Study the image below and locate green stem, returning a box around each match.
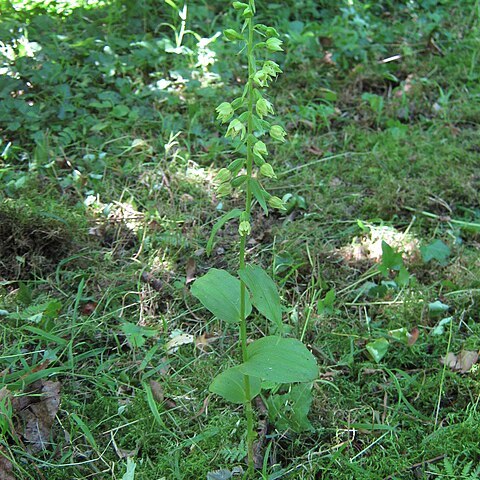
[238,10,256,478]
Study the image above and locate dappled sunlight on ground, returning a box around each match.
[338,223,420,264]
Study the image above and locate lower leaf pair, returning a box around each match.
[210,336,317,404]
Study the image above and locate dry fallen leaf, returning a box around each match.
[0,448,15,480]
[408,327,420,346]
[441,350,479,373]
[80,302,97,316]
[149,380,164,403]
[186,258,196,285]
[166,333,195,353]
[195,333,220,352]
[12,380,61,453]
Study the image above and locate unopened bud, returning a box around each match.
[268,195,287,211]
[216,183,232,197]
[238,220,251,237]
[224,29,244,41]
[270,125,287,142]
[215,168,232,184]
[260,163,277,179]
[253,140,268,159]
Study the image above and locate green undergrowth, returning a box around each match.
[1,0,479,478]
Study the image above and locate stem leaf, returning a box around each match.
[238,264,283,333]
[239,336,318,383]
[206,209,243,256]
[250,179,269,215]
[191,268,251,323]
[210,366,261,404]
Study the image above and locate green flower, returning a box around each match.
[256,98,274,118]
[260,163,277,179]
[253,140,268,160]
[216,182,232,197]
[216,102,234,123]
[238,220,251,237]
[215,168,232,184]
[268,196,287,211]
[226,119,246,139]
[266,37,283,52]
[270,125,287,142]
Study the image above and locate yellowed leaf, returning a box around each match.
[441,350,479,373]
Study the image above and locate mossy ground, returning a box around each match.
[0,1,479,479]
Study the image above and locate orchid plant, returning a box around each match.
[190,1,318,475]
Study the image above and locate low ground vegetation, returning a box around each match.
[0,0,479,479]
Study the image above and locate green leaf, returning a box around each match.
[239,336,317,383]
[432,317,453,335]
[121,322,157,348]
[238,265,283,333]
[250,179,269,215]
[266,383,314,433]
[366,338,389,363]
[206,209,242,256]
[121,457,137,480]
[420,239,451,266]
[388,327,409,345]
[190,269,251,324]
[396,266,410,287]
[379,241,403,275]
[317,289,335,315]
[428,300,449,316]
[210,366,261,404]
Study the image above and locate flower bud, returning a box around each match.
[268,195,287,211]
[215,168,232,184]
[265,27,279,38]
[232,1,248,9]
[238,220,251,237]
[216,182,232,197]
[270,125,287,142]
[253,140,268,159]
[260,163,277,179]
[242,6,253,17]
[224,29,244,41]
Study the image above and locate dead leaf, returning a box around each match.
[166,332,194,353]
[186,258,196,285]
[149,381,164,403]
[80,302,97,316]
[141,271,163,291]
[0,449,15,480]
[195,333,220,352]
[12,380,61,453]
[408,327,420,346]
[441,350,479,373]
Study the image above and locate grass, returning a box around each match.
[1,0,480,478]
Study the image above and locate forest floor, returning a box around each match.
[0,1,479,479]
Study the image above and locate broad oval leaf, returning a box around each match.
[239,336,317,383]
[238,265,283,333]
[210,366,261,404]
[190,268,251,324]
[365,338,389,363]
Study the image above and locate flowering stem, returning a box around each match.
[238,7,256,477]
